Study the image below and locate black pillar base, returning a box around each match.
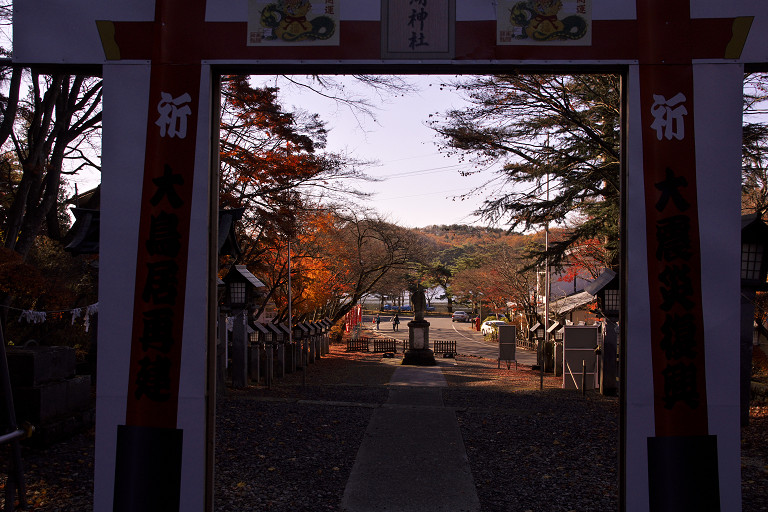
[647,435,720,512]
[401,349,436,366]
[114,424,183,512]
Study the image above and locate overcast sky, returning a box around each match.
[66,74,510,228]
[261,74,506,228]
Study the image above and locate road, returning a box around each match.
[363,315,538,366]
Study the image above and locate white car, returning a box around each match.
[451,311,470,322]
[481,320,507,336]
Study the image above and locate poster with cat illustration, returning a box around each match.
[497,0,591,46]
[248,0,340,46]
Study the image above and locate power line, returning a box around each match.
[378,152,448,164]
[374,162,471,180]
[375,186,475,201]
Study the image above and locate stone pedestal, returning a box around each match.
[231,311,248,388]
[402,320,436,366]
[599,319,618,396]
[7,346,93,445]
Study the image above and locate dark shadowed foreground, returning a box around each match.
[3,344,767,511]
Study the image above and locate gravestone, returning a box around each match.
[7,346,93,444]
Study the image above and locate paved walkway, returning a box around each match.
[341,362,480,512]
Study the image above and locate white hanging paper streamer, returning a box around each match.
[19,310,46,324]
[226,312,253,333]
[240,311,254,334]
[84,303,99,332]
[13,302,98,331]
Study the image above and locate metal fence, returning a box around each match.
[372,338,400,353]
[517,335,537,350]
[346,337,370,352]
[432,340,457,357]
[345,337,456,357]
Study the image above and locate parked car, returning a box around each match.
[452,311,470,322]
[481,320,507,336]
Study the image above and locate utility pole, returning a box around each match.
[541,136,551,391]
[542,182,549,390]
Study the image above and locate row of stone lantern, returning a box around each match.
[529,320,565,373]
[243,319,333,388]
[249,319,332,352]
[532,268,620,393]
[218,263,334,389]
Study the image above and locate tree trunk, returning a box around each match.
[0,66,23,148]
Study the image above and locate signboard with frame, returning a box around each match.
[562,325,598,390]
[498,325,517,369]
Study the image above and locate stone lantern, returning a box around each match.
[222,265,264,388]
[741,214,768,288]
[297,322,311,365]
[249,321,270,344]
[584,268,620,321]
[740,214,768,425]
[222,265,263,313]
[545,321,562,372]
[248,322,270,384]
[265,322,283,343]
[531,322,543,344]
[585,268,621,396]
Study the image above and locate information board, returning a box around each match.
[498,325,516,369]
[563,325,598,391]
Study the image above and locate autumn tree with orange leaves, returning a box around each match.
[218,75,372,233]
[217,76,421,323]
[235,206,420,324]
[314,208,421,321]
[450,236,537,319]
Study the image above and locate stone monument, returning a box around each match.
[402,285,436,366]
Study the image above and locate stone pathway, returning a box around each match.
[341,364,480,512]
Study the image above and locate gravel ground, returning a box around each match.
[441,358,618,512]
[2,343,768,511]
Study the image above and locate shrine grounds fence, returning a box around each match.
[345,337,456,358]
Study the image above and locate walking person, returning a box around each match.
[393,313,400,332]
[375,313,381,330]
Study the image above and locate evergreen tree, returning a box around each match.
[430,73,621,270]
[432,73,768,269]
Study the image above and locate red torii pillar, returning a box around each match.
[94,1,217,510]
[630,3,732,511]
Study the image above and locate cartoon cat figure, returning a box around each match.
[274,0,313,40]
[527,0,565,39]
[509,0,587,41]
[261,0,335,42]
